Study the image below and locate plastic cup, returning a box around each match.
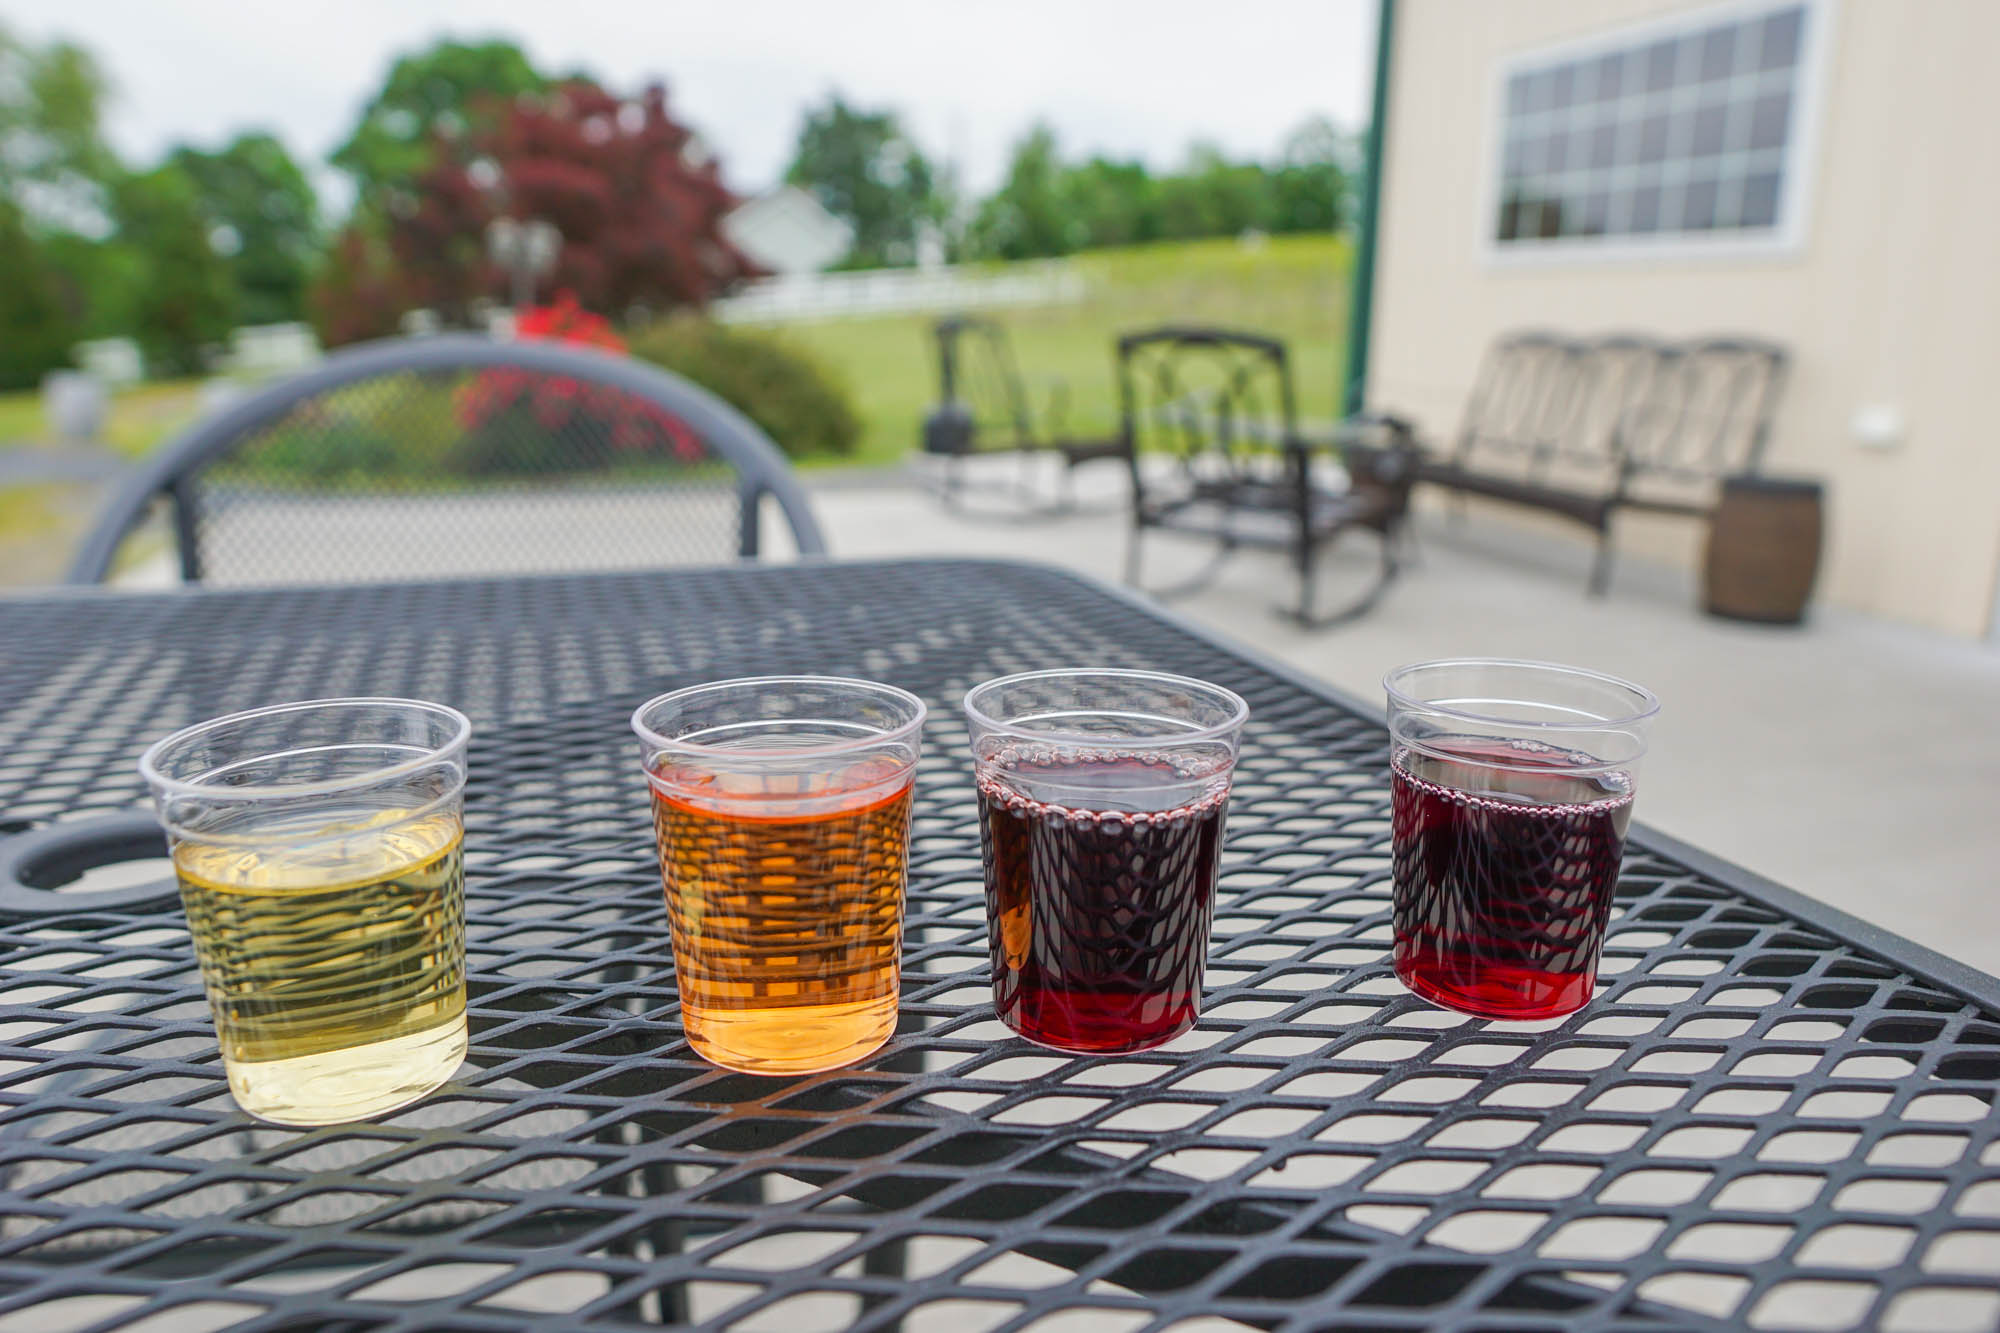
[964,668,1249,1053]
[139,698,471,1126]
[1385,658,1659,1019]
[632,676,925,1075]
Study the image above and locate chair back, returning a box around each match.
[1117,328,1296,500]
[70,335,826,585]
[931,316,1037,452]
[1625,337,1788,491]
[1451,331,1580,468]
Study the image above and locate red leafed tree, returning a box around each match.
[495,80,754,312]
[313,77,756,344]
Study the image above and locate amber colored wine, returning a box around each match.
[175,807,467,1125]
[650,760,913,1074]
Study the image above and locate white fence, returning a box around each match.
[712,262,1085,325]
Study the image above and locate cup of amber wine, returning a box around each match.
[632,676,925,1075]
[140,698,471,1126]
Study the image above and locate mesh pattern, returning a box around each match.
[1,561,1996,1333]
[179,367,746,584]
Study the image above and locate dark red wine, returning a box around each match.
[977,749,1230,1053]
[1391,739,1633,1019]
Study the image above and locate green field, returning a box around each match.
[765,233,1353,470]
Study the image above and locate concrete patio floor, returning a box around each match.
[810,463,2000,977]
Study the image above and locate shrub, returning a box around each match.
[628,316,859,460]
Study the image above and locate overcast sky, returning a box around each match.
[2,0,1373,213]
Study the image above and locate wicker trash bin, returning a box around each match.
[1703,475,1824,624]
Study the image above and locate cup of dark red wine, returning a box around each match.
[1384,659,1659,1021]
[965,669,1250,1054]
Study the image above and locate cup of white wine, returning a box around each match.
[140,698,471,1126]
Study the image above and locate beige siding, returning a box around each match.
[1370,0,2000,637]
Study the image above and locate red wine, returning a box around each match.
[1391,739,1633,1019]
[977,749,1230,1052]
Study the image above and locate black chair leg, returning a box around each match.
[1588,527,1615,596]
[1287,526,1399,630]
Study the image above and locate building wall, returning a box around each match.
[1370,0,2000,638]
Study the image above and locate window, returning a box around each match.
[1492,1,1820,253]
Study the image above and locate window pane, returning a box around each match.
[1682,176,1720,230]
[1594,52,1625,100]
[1760,6,1804,70]
[1507,73,1534,115]
[1643,39,1679,92]
[1630,185,1662,233]
[1537,199,1563,239]
[1578,192,1611,236]
[1637,113,1671,163]
[1699,25,1739,82]
[1550,63,1576,109]
[1691,101,1729,157]
[1748,92,1792,150]
[1739,172,1782,227]
[1546,131,1569,172]
[1524,69,1556,112]
[1589,122,1619,169]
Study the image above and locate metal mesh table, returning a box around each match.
[1,559,1996,1333]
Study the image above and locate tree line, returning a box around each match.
[0,29,1355,389]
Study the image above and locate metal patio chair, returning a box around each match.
[1119,326,1414,627]
[69,334,828,585]
[920,315,1124,516]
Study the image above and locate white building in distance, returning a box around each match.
[722,187,854,277]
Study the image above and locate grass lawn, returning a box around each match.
[759,233,1353,470]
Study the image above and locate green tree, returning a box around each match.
[0,200,77,389]
[331,39,546,211]
[1269,115,1351,233]
[171,132,320,325]
[968,124,1077,260]
[784,96,938,268]
[1158,144,1274,240]
[0,23,117,207]
[112,164,238,375]
[0,22,116,379]
[1060,157,1160,249]
[39,229,144,338]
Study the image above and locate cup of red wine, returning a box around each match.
[1384,659,1659,1021]
[964,669,1250,1054]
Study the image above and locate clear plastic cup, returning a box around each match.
[964,669,1250,1053]
[632,676,926,1075]
[1384,658,1659,1019]
[139,698,471,1126]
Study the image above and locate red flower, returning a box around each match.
[455,292,701,465]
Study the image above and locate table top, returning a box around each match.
[2,560,1997,1333]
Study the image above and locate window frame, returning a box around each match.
[1478,0,1835,266]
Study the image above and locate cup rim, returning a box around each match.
[963,667,1251,748]
[138,697,472,802]
[630,675,928,761]
[1382,657,1660,729]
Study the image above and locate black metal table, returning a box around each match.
[1,559,1996,1333]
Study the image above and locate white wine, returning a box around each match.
[175,807,467,1125]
